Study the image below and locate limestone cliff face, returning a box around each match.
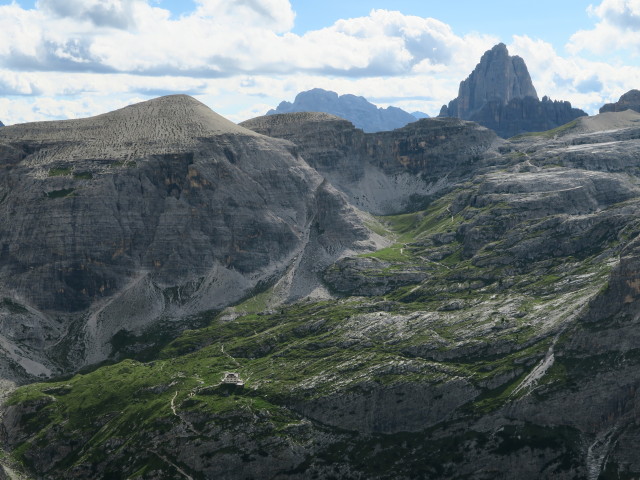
[0,95,379,379]
[241,112,500,215]
[440,44,587,137]
[268,88,419,133]
[600,89,640,114]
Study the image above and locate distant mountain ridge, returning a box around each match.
[268,88,427,133]
[439,43,587,137]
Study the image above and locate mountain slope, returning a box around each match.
[0,95,382,384]
[268,88,420,133]
[4,111,640,479]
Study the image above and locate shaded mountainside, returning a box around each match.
[600,89,640,114]
[241,112,501,215]
[440,43,587,138]
[0,95,382,385]
[3,104,640,479]
[268,88,421,133]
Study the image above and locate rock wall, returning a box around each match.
[241,113,500,214]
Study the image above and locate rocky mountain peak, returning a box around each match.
[0,95,259,163]
[92,94,257,139]
[600,89,640,114]
[439,44,585,137]
[441,43,538,120]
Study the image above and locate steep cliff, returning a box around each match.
[241,112,501,215]
[0,95,381,383]
[472,95,588,138]
[600,89,640,114]
[268,88,420,133]
[440,43,538,120]
[440,44,587,138]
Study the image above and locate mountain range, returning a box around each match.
[270,44,587,140]
[268,88,427,133]
[1,45,640,479]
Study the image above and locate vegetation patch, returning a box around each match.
[1,297,28,314]
[47,167,72,177]
[72,171,93,180]
[45,188,75,199]
[511,119,579,140]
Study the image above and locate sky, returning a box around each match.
[0,0,638,125]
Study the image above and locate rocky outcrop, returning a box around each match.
[600,89,640,114]
[0,121,3,127]
[0,95,381,380]
[324,256,430,296]
[268,88,420,133]
[440,43,587,138]
[241,112,500,215]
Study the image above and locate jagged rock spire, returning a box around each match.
[439,43,586,137]
[440,43,538,119]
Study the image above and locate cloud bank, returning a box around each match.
[0,0,636,124]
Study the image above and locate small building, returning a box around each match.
[221,372,244,386]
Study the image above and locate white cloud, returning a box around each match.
[568,0,640,55]
[36,0,143,29]
[194,0,295,33]
[0,1,637,125]
[0,3,496,78]
[0,2,503,124]
[589,0,640,29]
